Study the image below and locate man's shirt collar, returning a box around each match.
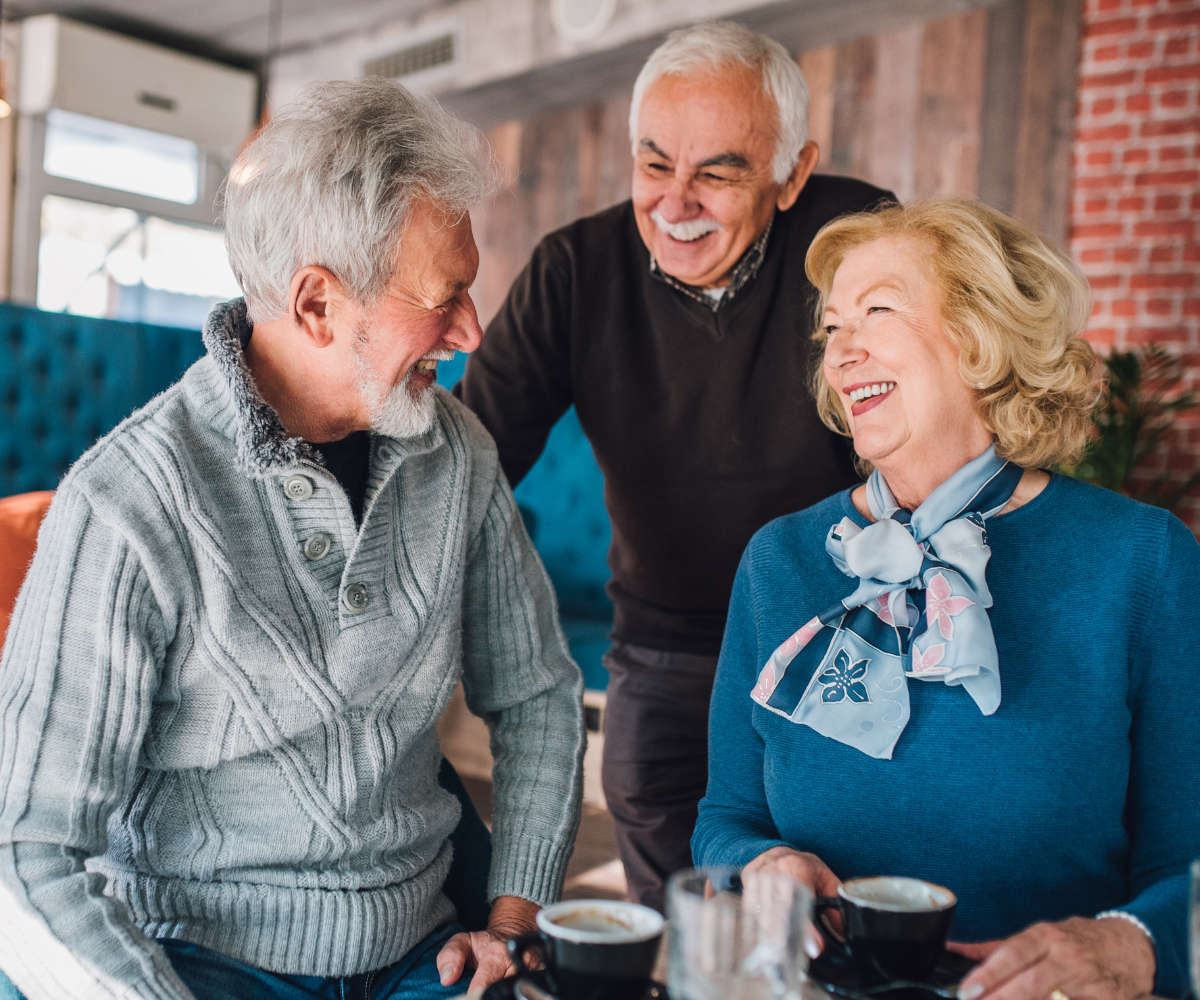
[648,213,775,312]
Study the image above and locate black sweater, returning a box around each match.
[455,175,894,655]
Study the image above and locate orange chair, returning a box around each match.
[0,491,53,649]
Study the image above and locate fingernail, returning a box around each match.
[804,937,821,960]
[958,984,984,1000]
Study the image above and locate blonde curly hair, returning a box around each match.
[806,198,1100,469]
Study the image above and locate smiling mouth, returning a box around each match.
[846,381,896,415]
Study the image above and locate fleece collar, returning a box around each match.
[200,298,325,478]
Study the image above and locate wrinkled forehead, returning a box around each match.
[636,66,778,155]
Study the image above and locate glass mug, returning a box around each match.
[667,867,813,1000]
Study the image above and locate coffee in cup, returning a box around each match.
[507,899,664,1000]
[815,876,956,983]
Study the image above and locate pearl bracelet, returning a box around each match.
[1095,910,1156,945]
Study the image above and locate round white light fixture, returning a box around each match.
[551,0,617,43]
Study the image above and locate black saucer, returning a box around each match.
[482,971,666,1000]
[808,948,977,999]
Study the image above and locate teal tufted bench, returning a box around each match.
[0,304,206,496]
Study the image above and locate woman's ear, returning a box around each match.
[287,266,345,349]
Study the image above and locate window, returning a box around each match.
[37,194,241,328]
[42,109,201,205]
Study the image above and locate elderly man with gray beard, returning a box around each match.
[456,21,893,912]
[0,79,584,1000]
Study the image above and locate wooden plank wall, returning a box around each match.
[467,0,1081,327]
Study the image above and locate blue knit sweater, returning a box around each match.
[693,475,1200,997]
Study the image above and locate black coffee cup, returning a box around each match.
[815,876,956,984]
[507,899,664,1000]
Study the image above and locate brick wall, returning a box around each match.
[1071,0,1200,525]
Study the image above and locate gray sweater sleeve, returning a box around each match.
[459,467,585,906]
[0,487,196,1000]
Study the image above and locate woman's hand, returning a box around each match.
[436,895,540,993]
[743,846,842,959]
[742,845,842,898]
[951,916,1155,1000]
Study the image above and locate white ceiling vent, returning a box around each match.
[363,32,456,81]
[552,0,617,43]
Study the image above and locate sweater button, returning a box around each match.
[283,475,313,501]
[342,583,369,612]
[303,533,331,561]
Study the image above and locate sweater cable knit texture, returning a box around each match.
[0,299,585,1000]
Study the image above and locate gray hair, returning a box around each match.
[222,78,498,323]
[628,21,810,185]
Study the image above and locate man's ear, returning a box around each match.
[287,266,347,349]
[777,142,820,211]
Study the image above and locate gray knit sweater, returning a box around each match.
[0,300,585,1000]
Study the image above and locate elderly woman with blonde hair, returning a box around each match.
[692,198,1200,999]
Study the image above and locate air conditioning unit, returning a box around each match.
[18,14,257,152]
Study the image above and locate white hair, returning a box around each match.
[222,78,498,324]
[628,21,811,185]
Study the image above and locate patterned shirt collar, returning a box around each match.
[648,213,775,311]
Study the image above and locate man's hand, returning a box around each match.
[950,916,1155,1000]
[436,895,540,993]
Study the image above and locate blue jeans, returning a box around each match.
[0,922,467,1000]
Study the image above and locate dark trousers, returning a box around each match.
[601,641,719,913]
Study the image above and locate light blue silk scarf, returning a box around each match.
[750,446,1023,759]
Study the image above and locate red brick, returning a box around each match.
[1148,9,1200,28]
[1165,37,1192,55]
[1088,150,1115,165]
[1128,40,1157,57]
[1124,148,1152,163]
[1160,145,1189,160]
[1114,246,1143,262]
[1146,64,1200,83]
[1185,245,1200,261]
[1096,0,1123,9]
[1084,328,1118,346]
[1146,299,1177,315]
[1118,196,1147,210]
[1142,118,1200,136]
[1092,96,1119,114]
[1155,193,1184,209]
[1075,222,1128,238]
[1077,174,1128,189]
[1160,91,1192,109]
[1092,44,1124,61]
[1126,93,1154,112]
[1081,248,1108,262]
[1130,271,1196,287]
[1127,326,1191,343]
[1150,246,1179,261]
[1134,169,1200,184]
[1184,299,1200,316]
[1133,221,1197,238]
[1078,124,1134,140]
[1087,15,1142,35]
[1192,192,1200,210]
[1081,69,1138,86]
[1090,274,1123,288]
[1085,197,1111,212]
[1113,299,1140,316]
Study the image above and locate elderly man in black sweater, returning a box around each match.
[456,20,892,911]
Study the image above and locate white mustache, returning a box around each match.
[651,210,723,242]
[421,350,456,361]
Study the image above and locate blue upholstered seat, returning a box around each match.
[0,304,206,496]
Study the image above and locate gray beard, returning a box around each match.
[352,331,435,440]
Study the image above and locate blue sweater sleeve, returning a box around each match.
[1117,514,1200,997]
[692,542,791,869]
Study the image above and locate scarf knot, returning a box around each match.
[750,447,1023,759]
